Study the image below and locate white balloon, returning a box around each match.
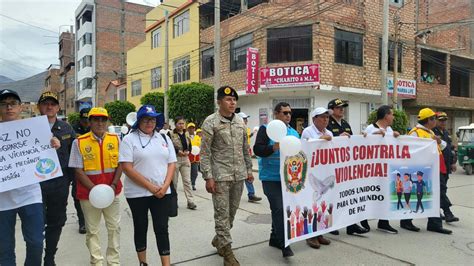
[280,135,302,156]
[191,146,200,155]
[120,125,129,135]
[266,120,287,142]
[108,126,115,133]
[126,112,137,126]
[253,126,259,132]
[89,184,115,209]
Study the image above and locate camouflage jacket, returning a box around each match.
[200,112,252,181]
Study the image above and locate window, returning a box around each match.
[379,40,402,72]
[131,80,142,96]
[173,56,190,83]
[82,10,92,24]
[230,34,252,71]
[79,78,92,90]
[77,60,81,70]
[151,67,162,89]
[151,28,161,49]
[335,29,363,66]
[174,10,189,38]
[83,33,92,46]
[267,25,312,63]
[201,48,214,78]
[81,55,92,68]
[117,88,126,101]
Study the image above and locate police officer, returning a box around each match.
[73,107,91,136]
[37,91,76,266]
[326,98,369,236]
[200,86,253,266]
[72,108,90,234]
[433,112,459,223]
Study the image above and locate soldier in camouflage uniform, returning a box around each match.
[200,86,253,266]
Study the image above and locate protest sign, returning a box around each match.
[281,135,439,246]
[0,116,63,192]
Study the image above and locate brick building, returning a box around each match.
[200,0,417,134]
[74,0,153,110]
[404,0,474,133]
[43,64,62,115]
[58,29,76,116]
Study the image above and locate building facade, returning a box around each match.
[404,0,474,133]
[59,29,76,116]
[43,64,62,115]
[126,0,200,107]
[74,0,152,110]
[200,0,417,135]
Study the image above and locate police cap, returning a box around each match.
[217,86,238,101]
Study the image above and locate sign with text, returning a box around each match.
[0,116,63,192]
[281,135,439,246]
[260,64,320,89]
[388,77,416,98]
[246,47,259,94]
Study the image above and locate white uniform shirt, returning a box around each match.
[301,125,334,140]
[364,123,394,136]
[119,130,177,198]
[0,184,42,211]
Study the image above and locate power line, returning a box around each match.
[0,13,57,34]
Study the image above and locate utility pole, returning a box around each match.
[241,0,247,12]
[164,10,169,121]
[381,0,389,105]
[214,0,221,107]
[392,15,401,109]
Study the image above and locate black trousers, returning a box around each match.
[40,177,70,260]
[416,193,424,212]
[440,173,452,215]
[397,192,404,209]
[262,181,285,248]
[71,177,85,227]
[126,195,171,256]
[190,162,199,187]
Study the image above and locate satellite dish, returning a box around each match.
[126,112,137,126]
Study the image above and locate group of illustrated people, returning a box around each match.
[0,86,459,266]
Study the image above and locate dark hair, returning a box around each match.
[274,102,291,113]
[418,118,429,125]
[174,116,185,124]
[376,105,393,121]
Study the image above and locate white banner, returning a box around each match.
[0,116,63,192]
[281,135,439,246]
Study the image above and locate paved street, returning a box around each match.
[14,161,474,265]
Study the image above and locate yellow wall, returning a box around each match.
[126,0,200,108]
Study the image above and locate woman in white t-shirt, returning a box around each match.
[364,105,400,234]
[119,105,177,266]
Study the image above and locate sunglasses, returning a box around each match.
[281,111,292,116]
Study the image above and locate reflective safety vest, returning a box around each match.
[409,127,447,174]
[189,134,201,163]
[76,132,123,200]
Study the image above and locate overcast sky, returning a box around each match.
[0,0,160,81]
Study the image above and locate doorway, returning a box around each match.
[290,108,309,135]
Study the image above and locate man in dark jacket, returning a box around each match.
[433,112,459,223]
[37,91,76,265]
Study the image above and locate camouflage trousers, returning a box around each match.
[211,180,244,249]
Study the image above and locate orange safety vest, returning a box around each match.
[409,127,447,174]
[76,132,123,200]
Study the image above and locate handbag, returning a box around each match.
[168,181,178,217]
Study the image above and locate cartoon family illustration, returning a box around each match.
[393,169,430,213]
[286,201,334,240]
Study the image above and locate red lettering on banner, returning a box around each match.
[335,163,388,184]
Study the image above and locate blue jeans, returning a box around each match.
[245,180,255,198]
[262,181,285,248]
[0,203,44,266]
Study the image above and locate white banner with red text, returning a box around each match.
[0,116,63,192]
[281,135,439,246]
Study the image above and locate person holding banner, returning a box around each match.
[254,102,306,257]
[201,86,253,266]
[68,107,124,265]
[363,105,399,234]
[0,89,60,266]
[405,108,452,235]
[300,106,335,248]
[326,98,369,235]
[37,91,77,265]
[119,105,176,266]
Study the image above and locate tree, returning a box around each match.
[140,91,164,113]
[104,100,136,126]
[168,82,214,126]
[367,108,409,134]
[67,112,80,126]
